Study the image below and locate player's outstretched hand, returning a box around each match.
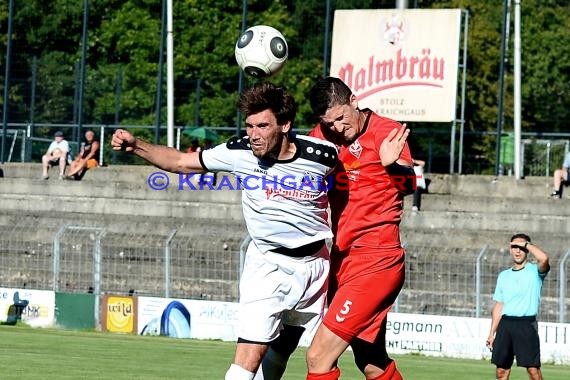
[380,123,410,167]
[111,129,136,152]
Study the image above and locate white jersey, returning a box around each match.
[200,134,338,254]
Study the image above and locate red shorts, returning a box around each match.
[323,246,405,343]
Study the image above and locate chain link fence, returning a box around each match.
[1,216,569,323]
[0,217,245,302]
[398,243,570,323]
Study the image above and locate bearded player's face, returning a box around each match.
[245,109,288,160]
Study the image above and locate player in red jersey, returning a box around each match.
[306,77,415,380]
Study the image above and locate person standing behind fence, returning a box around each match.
[306,76,414,380]
[67,130,100,180]
[486,233,550,380]
[550,151,570,199]
[41,131,69,180]
[111,82,338,380]
[411,158,426,213]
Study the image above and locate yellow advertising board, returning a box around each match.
[101,295,137,333]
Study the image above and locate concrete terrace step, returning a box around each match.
[0,192,244,220]
[426,173,556,198]
[401,209,569,235]
[400,227,569,253]
[1,163,560,198]
[1,163,237,186]
[0,175,242,202]
[0,210,246,237]
[400,212,570,255]
[403,193,570,216]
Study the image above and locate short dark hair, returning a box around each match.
[510,233,531,243]
[238,82,296,127]
[309,77,353,118]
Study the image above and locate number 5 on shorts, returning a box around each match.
[335,299,352,323]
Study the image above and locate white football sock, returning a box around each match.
[225,364,255,380]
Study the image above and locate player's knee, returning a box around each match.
[495,367,510,380]
[526,367,541,379]
[270,325,304,358]
[305,345,320,369]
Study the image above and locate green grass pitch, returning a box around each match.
[1,325,567,379]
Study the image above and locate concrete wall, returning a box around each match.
[1,163,568,321]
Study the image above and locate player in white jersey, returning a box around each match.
[111,82,338,380]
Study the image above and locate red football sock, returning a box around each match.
[366,361,403,380]
[306,367,341,380]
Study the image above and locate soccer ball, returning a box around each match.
[235,25,288,78]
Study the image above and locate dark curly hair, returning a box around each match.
[238,82,296,127]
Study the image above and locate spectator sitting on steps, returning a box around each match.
[66,130,100,180]
[41,131,69,180]
[411,158,427,213]
[550,151,570,199]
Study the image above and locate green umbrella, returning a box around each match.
[183,127,219,142]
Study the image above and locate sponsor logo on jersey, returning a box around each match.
[348,140,363,159]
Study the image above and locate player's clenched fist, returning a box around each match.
[111,129,136,152]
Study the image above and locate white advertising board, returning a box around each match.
[0,287,55,327]
[330,9,462,122]
[386,312,569,365]
[137,296,239,340]
[136,296,318,346]
[137,298,570,365]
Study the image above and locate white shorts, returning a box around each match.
[238,241,330,343]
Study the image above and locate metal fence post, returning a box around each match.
[99,125,105,166]
[475,245,488,318]
[559,249,570,323]
[546,141,551,176]
[52,225,70,291]
[164,229,177,298]
[93,228,107,330]
[53,226,106,328]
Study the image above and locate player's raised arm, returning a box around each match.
[524,241,550,274]
[111,129,205,174]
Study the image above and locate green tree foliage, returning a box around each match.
[0,0,569,172]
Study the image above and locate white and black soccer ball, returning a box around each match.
[235,25,288,78]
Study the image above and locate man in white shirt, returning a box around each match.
[550,151,570,198]
[41,131,69,180]
[111,82,338,380]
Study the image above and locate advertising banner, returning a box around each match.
[0,287,55,327]
[136,297,318,345]
[386,313,569,365]
[330,9,462,122]
[101,294,137,333]
[136,298,570,365]
[137,297,236,340]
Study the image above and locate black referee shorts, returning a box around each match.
[491,316,541,369]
